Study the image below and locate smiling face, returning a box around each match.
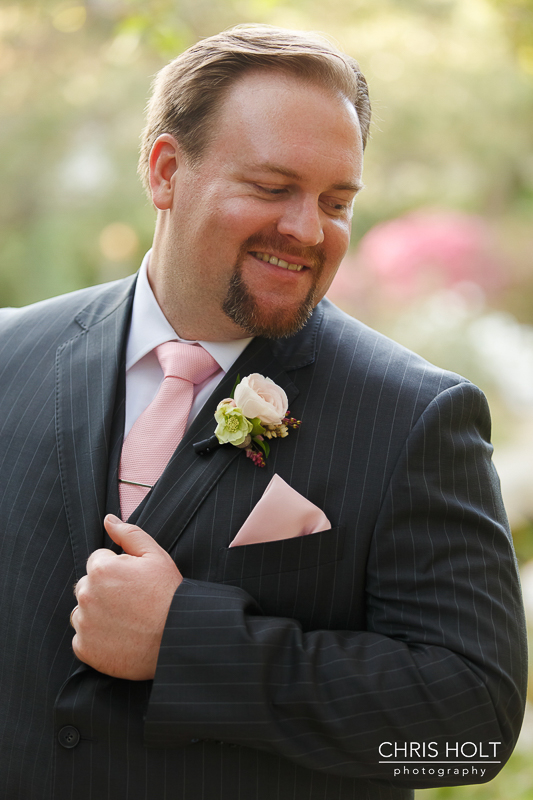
[148,69,365,341]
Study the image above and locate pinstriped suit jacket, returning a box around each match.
[0,275,527,800]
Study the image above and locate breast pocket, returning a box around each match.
[216,526,345,631]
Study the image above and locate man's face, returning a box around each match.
[149,70,365,341]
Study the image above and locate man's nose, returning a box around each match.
[276,195,324,247]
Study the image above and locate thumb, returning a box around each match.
[104,514,163,557]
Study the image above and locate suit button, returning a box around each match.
[58,726,80,749]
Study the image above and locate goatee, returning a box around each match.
[221,237,325,339]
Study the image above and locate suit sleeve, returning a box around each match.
[144,381,527,788]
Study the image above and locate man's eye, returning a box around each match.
[322,199,350,215]
[254,184,287,195]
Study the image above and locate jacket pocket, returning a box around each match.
[216,526,345,581]
[216,527,345,630]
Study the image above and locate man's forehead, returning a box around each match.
[221,67,355,119]
[198,70,364,188]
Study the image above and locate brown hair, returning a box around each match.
[138,24,371,194]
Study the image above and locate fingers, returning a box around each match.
[69,516,182,679]
[103,514,165,558]
[73,575,85,602]
[70,605,79,629]
[85,546,118,573]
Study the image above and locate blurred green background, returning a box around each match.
[1,0,531,795]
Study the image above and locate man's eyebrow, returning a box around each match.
[332,180,365,193]
[247,163,364,193]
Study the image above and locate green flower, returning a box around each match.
[214,401,253,446]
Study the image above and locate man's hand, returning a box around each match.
[71,514,182,680]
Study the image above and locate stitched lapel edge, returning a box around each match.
[55,277,136,578]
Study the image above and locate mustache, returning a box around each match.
[239,233,326,272]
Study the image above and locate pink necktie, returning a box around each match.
[119,341,219,519]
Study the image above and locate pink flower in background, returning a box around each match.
[329,210,504,309]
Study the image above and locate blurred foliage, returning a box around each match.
[0,0,532,309]
[417,749,533,799]
[487,0,533,67]
[514,521,533,563]
[1,2,532,798]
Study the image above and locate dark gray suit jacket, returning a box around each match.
[0,275,527,800]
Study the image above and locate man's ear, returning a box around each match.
[149,134,182,210]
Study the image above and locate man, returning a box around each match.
[0,24,526,800]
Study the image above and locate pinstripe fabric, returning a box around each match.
[0,279,527,800]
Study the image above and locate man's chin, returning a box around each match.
[221,275,317,339]
[241,307,315,339]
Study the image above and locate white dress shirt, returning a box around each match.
[124,252,252,438]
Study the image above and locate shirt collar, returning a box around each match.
[126,251,252,372]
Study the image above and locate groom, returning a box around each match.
[0,25,527,800]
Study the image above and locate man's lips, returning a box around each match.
[249,251,309,272]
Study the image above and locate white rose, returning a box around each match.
[233,374,288,425]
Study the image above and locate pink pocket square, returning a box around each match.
[228,474,331,548]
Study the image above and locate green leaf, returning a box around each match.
[230,374,240,399]
[254,437,270,458]
[250,417,265,436]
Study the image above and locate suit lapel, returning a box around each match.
[56,281,324,570]
[135,304,324,553]
[55,276,136,579]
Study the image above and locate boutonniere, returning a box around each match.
[214,373,301,467]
